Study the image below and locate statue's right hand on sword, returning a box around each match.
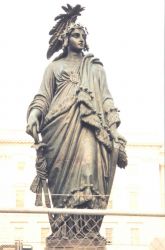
[26,108,41,144]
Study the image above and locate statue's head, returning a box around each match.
[61,23,89,53]
[47,4,88,59]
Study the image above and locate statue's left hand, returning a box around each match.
[110,128,127,145]
[110,129,119,143]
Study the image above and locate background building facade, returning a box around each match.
[0,130,164,249]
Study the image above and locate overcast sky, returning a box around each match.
[0,0,164,143]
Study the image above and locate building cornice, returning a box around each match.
[0,129,164,148]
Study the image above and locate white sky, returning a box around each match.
[0,0,164,143]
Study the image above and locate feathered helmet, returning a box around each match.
[47,4,88,59]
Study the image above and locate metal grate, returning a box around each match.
[46,214,106,248]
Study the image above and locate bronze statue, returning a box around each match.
[26,4,127,247]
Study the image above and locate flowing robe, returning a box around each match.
[27,54,121,238]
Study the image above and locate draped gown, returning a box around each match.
[27,53,121,241]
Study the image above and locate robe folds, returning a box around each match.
[27,53,121,237]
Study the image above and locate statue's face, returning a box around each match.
[68,28,86,52]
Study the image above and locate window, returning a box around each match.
[130,228,140,245]
[105,228,113,243]
[107,199,113,209]
[41,228,50,243]
[15,227,24,241]
[16,189,24,208]
[129,192,138,209]
[17,161,25,170]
